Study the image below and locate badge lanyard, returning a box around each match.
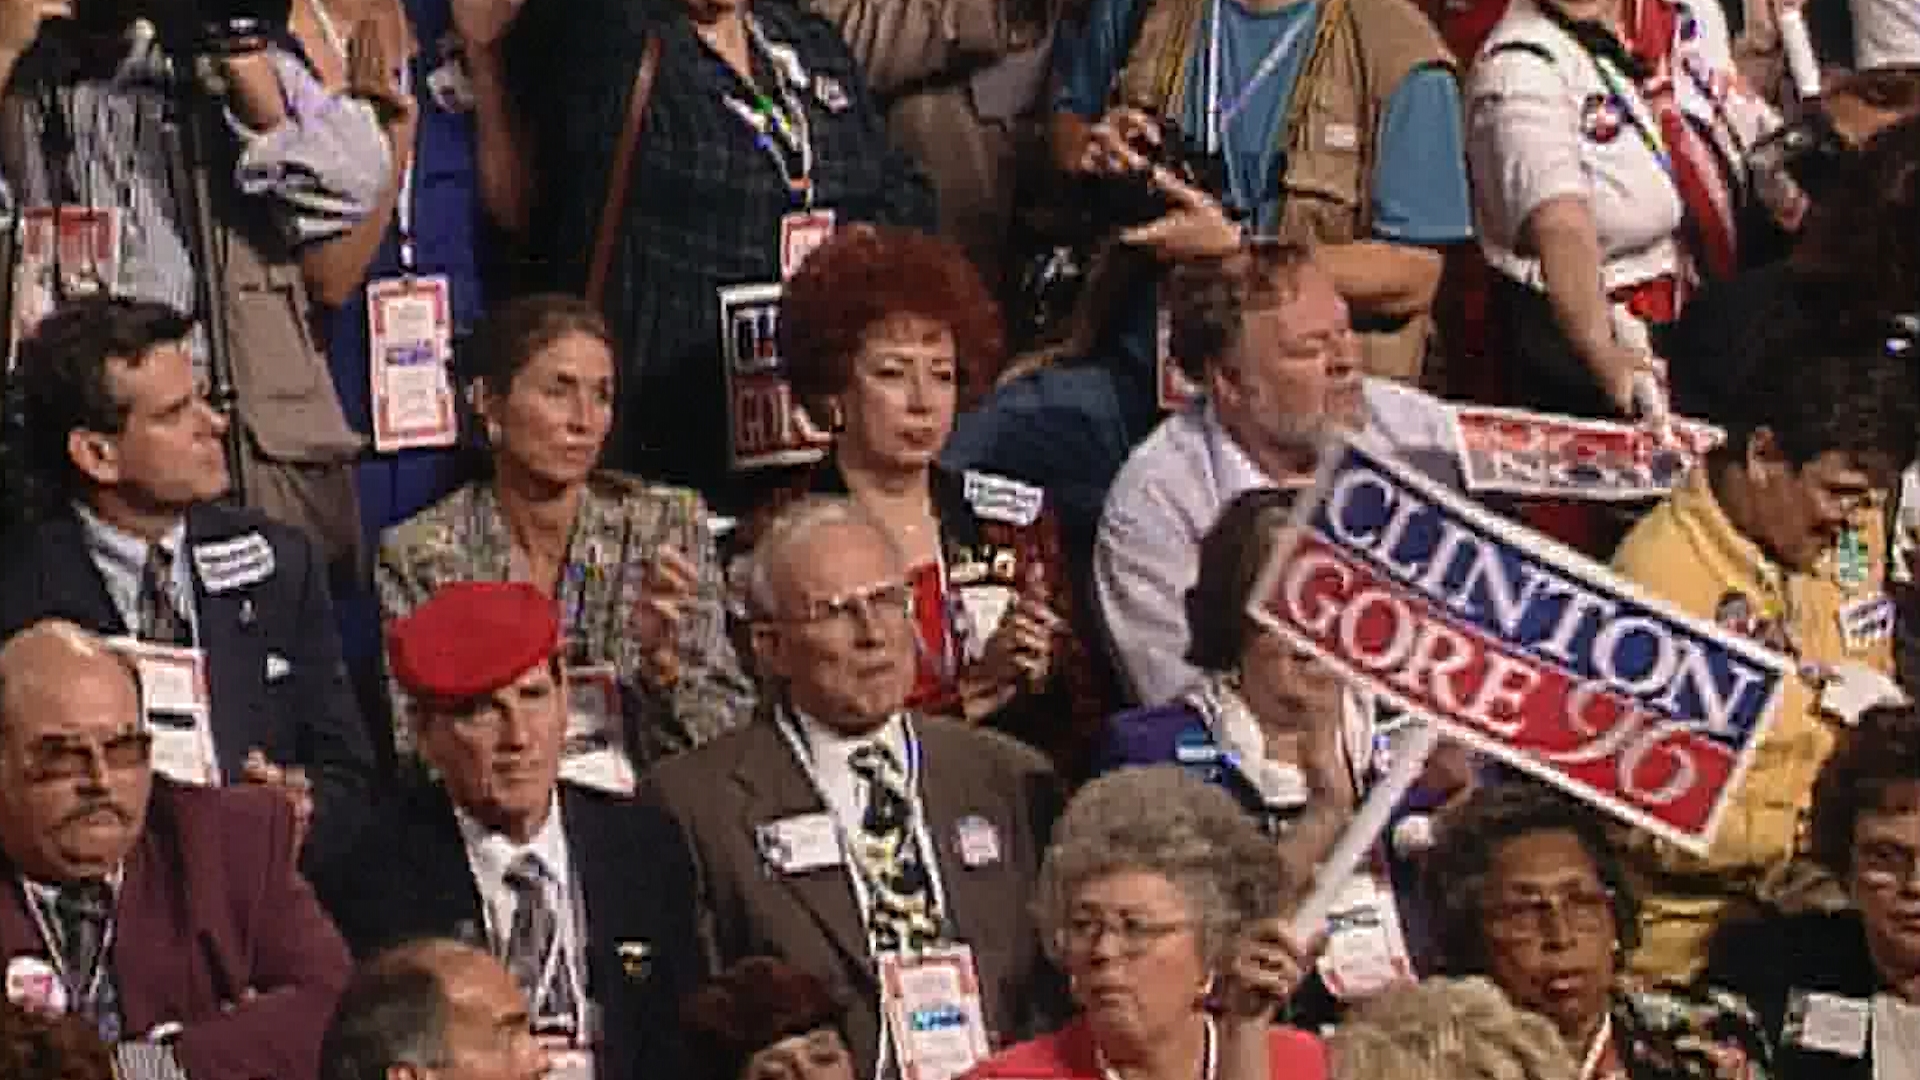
[1587,54,1673,176]
[23,883,116,1017]
[311,0,420,270]
[1203,0,1313,207]
[718,17,817,208]
[772,709,954,945]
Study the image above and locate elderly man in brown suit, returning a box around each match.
[644,496,1065,1080]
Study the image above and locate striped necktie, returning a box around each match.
[138,545,190,646]
[503,853,580,1031]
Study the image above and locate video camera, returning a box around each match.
[1085,114,1231,232]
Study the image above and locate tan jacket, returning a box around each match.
[1119,0,1454,381]
[642,709,1064,1079]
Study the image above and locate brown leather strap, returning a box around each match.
[585,33,663,307]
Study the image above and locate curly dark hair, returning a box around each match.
[776,225,1002,416]
[1184,486,1300,671]
[1796,111,1920,321]
[1422,782,1641,976]
[3,295,193,517]
[1702,297,1920,471]
[680,957,849,1080]
[0,999,114,1080]
[1809,704,1920,877]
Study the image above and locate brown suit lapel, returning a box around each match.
[730,716,873,978]
[913,720,1019,947]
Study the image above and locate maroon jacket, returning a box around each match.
[0,782,352,1080]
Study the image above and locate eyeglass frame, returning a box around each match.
[1055,910,1196,958]
[15,728,155,785]
[765,579,916,629]
[1482,884,1619,944]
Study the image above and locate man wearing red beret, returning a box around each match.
[314,581,702,1080]
[644,496,1066,1080]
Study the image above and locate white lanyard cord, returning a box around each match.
[1204,0,1315,156]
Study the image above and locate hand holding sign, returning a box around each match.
[1215,918,1319,1023]
[959,564,1064,719]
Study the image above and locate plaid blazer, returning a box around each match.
[376,470,757,766]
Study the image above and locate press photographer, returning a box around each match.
[0,0,390,564]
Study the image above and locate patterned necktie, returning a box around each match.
[53,880,121,1043]
[503,853,580,1030]
[138,545,190,646]
[847,742,941,953]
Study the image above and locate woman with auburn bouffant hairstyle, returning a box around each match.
[681,957,856,1080]
[755,225,1104,775]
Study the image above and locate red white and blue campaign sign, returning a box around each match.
[1250,436,1788,855]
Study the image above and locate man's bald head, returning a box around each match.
[0,620,151,883]
[322,939,546,1080]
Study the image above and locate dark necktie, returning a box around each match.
[848,742,942,953]
[504,854,580,1030]
[138,545,190,646]
[53,880,120,1042]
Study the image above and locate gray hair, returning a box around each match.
[318,940,473,1080]
[1327,977,1576,1080]
[744,496,905,619]
[1033,765,1286,970]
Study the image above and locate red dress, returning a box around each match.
[962,1017,1327,1080]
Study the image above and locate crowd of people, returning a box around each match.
[0,0,1916,1075]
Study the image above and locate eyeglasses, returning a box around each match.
[1855,842,1920,890]
[21,730,154,783]
[1484,885,1616,943]
[782,581,915,628]
[1058,911,1192,957]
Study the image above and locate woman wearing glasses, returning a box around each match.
[378,294,756,773]
[761,226,1101,773]
[965,765,1327,1080]
[1707,705,1920,1080]
[1424,783,1772,1080]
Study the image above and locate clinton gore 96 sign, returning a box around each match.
[1251,437,1786,855]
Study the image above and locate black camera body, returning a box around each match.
[194,0,293,55]
[1086,115,1232,231]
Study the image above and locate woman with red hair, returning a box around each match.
[766,225,1101,773]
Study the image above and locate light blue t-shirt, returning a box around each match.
[1052,0,1473,365]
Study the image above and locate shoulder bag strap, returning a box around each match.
[585,32,663,308]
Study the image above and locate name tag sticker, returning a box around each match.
[1788,990,1870,1058]
[1838,594,1896,651]
[756,812,842,874]
[952,815,1001,869]
[192,533,275,594]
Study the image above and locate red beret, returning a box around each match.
[386,582,560,704]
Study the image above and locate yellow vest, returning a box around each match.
[1610,469,1891,985]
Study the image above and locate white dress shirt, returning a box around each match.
[1876,992,1920,1080]
[1856,0,1920,70]
[456,795,592,1050]
[794,711,912,843]
[74,502,195,643]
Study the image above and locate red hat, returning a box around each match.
[386,582,560,705]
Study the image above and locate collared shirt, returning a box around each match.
[793,710,911,844]
[1876,992,1920,1080]
[74,502,194,642]
[1094,377,1461,706]
[455,795,591,1041]
[1613,468,1891,985]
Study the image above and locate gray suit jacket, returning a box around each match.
[642,709,1065,1079]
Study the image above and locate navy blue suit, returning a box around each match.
[0,502,375,876]
[316,780,704,1080]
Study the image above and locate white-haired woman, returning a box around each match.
[964,765,1325,1080]
[1328,977,1577,1080]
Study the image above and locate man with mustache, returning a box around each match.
[644,496,1065,1080]
[0,619,352,1080]
[1093,242,1460,709]
[315,581,702,1080]
[0,297,375,881]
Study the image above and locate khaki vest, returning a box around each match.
[1118,0,1455,382]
